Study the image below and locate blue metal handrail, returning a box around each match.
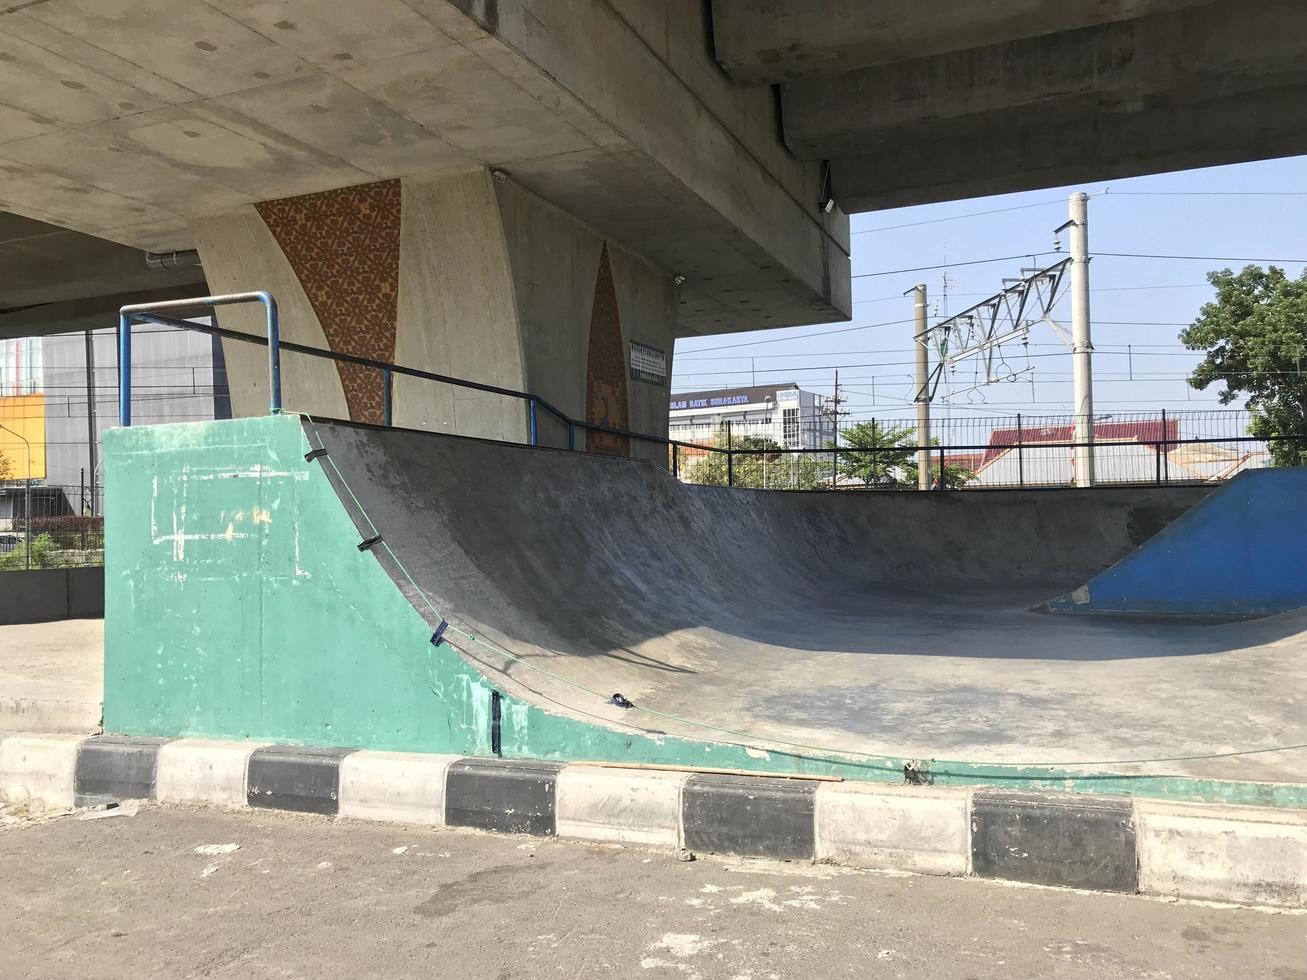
[116,292,696,455]
[119,291,279,426]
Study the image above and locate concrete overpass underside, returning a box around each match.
[1,0,1304,443]
[713,0,1307,210]
[0,0,852,442]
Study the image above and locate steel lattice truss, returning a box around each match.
[915,257,1072,402]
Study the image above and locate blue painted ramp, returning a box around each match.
[1045,468,1307,617]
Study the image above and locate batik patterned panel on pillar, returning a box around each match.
[585,244,630,456]
[256,180,401,423]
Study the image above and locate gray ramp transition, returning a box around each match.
[303,420,1307,784]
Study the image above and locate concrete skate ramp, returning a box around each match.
[308,421,1307,783]
[1046,467,1307,618]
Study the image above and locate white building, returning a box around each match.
[668,384,834,449]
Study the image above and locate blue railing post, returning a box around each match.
[259,290,281,414]
[567,423,575,451]
[726,420,734,487]
[120,291,280,420]
[528,398,539,447]
[382,367,393,427]
[118,311,132,426]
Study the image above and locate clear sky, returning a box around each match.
[671,155,1307,428]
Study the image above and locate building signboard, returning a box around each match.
[629,341,668,386]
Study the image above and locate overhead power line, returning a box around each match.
[853,191,1307,236]
[855,282,1205,305]
[676,342,1196,363]
[1090,283,1207,292]
[1103,191,1307,197]
[852,199,1064,235]
[674,350,1081,379]
[853,293,915,306]
[678,316,1191,357]
[678,317,913,354]
[852,253,1059,278]
[1096,252,1307,264]
[854,251,1305,280]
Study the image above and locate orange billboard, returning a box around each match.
[0,394,46,480]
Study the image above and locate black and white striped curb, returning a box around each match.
[3,733,1305,909]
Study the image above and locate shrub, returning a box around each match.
[14,515,104,550]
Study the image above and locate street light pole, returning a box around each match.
[0,422,33,569]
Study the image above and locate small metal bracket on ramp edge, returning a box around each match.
[904,759,933,785]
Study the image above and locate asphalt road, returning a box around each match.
[1,802,1303,979]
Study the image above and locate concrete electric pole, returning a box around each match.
[1067,191,1094,487]
[829,369,845,430]
[908,284,930,490]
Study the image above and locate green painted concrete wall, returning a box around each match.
[103,415,1307,809]
[104,415,495,753]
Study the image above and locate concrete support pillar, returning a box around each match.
[190,170,678,461]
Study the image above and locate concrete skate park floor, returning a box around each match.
[457,584,1307,786]
[0,620,103,733]
[7,608,1306,784]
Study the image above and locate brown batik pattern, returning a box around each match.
[256,180,402,423]
[585,244,630,456]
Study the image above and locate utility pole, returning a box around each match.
[828,370,845,489]
[908,283,930,490]
[1067,191,1094,486]
[829,369,846,435]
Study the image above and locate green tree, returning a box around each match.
[1182,265,1307,467]
[0,450,11,481]
[902,439,976,489]
[829,420,917,487]
[688,424,830,490]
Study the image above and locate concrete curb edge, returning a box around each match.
[2,733,1303,909]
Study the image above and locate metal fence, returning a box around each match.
[0,320,226,570]
[5,299,1299,578]
[668,409,1299,491]
[0,484,104,570]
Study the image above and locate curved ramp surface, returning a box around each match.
[1046,468,1307,618]
[306,419,1307,785]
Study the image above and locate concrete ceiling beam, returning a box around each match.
[831,85,1307,212]
[0,283,208,342]
[0,213,203,313]
[782,1,1307,161]
[711,0,1214,84]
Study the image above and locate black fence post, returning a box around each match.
[726,420,733,488]
[672,442,679,480]
[870,418,877,488]
[1162,409,1169,484]
[1016,412,1024,488]
[937,443,944,490]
